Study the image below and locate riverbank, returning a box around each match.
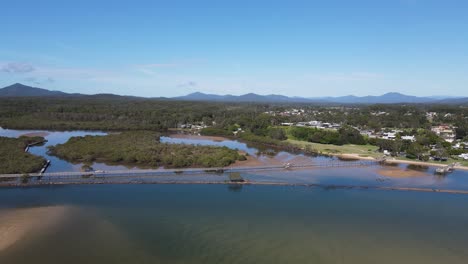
[170,133,468,171]
[285,138,468,171]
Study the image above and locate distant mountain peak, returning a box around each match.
[382,92,404,95]
[187,91,207,96]
[0,83,68,97]
[174,91,459,104]
[1,83,467,104]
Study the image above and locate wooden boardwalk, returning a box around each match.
[0,160,378,179]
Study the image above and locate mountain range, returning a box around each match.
[1,83,467,104]
[174,92,467,104]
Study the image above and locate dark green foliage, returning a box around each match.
[200,127,233,137]
[0,97,277,131]
[289,126,366,145]
[338,126,367,145]
[268,128,287,140]
[455,124,468,139]
[48,131,245,168]
[238,132,285,146]
[406,143,428,160]
[0,136,47,174]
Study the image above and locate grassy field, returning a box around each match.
[287,139,468,166]
[393,156,468,167]
[287,139,381,157]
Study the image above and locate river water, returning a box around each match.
[2,129,468,263]
[2,128,468,190]
[1,184,468,264]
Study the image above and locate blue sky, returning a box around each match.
[1,0,467,97]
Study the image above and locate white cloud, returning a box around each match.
[1,62,35,73]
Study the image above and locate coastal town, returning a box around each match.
[175,106,468,165]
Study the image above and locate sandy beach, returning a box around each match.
[0,206,69,252]
[326,152,468,171]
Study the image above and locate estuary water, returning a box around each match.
[1,184,468,264]
[2,128,468,191]
[2,129,468,263]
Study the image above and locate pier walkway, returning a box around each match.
[0,160,378,179]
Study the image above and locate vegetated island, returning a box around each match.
[47,131,247,168]
[0,136,47,174]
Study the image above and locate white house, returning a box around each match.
[382,132,396,140]
[401,135,416,142]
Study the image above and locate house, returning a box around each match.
[296,122,308,127]
[426,112,437,121]
[431,125,456,143]
[458,153,468,160]
[281,122,294,126]
[401,135,416,142]
[382,132,396,140]
[308,120,321,127]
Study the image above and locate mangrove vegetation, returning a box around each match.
[48,131,246,168]
[0,136,47,174]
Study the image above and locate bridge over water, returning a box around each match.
[0,160,379,179]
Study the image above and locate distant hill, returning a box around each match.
[176,92,314,103]
[317,92,436,104]
[0,83,71,97]
[0,83,138,99]
[1,83,466,104]
[175,91,443,104]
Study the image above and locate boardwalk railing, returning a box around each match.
[0,160,378,179]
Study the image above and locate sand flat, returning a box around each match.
[0,206,68,252]
[377,168,428,178]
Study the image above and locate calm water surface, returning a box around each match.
[2,129,468,263]
[2,128,468,190]
[1,184,468,264]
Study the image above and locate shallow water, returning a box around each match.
[0,128,109,172]
[1,184,468,264]
[3,129,468,191]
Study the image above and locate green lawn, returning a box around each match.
[287,139,468,166]
[393,156,468,167]
[287,139,380,157]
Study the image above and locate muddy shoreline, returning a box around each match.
[171,134,468,171]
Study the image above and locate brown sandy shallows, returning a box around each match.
[0,206,69,252]
[169,133,468,171]
[231,154,263,167]
[168,134,227,142]
[20,132,50,137]
[337,154,376,161]
[377,167,429,178]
